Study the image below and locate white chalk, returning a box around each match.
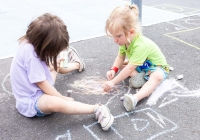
[176,75,183,80]
[169,67,174,71]
[67,90,73,97]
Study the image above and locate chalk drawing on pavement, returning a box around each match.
[55,130,71,140]
[164,27,200,50]
[152,4,200,16]
[1,73,12,95]
[83,108,178,140]
[70,76,127,95]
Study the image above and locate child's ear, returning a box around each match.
[130,29,135,35]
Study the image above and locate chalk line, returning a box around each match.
[84,108,178,140]
[1,73,13,95]
[146,79,178,106]
[131,118,150,131]
[55,130,71,140]
[159,98,179,108]
[146,112,166,128]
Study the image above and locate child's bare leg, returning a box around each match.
[58,63,80,74]
[37,94,98,114]
[49,69,74,101]
[134,70,164,101]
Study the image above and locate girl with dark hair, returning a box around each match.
[10,13,114,131]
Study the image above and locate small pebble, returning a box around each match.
[169,66,174,71]
[176,75,183,80]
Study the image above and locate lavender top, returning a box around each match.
[10,42,53,117]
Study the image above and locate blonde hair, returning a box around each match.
[106,4,142,37]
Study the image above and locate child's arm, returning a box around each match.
[36,80,63,98]
[103,64,137,92]
[112,54,125,69]
[112,64,137,84]
[107,54,125,80]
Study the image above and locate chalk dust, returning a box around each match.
[70,76,127,95]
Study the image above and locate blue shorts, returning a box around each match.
[136,60,169,81]
[140,67,168,81]
[34,94,50,117]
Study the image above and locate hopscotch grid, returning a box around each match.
[83,108,178,140]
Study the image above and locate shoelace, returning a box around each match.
[98,113,107,123]
[95,107,107,123]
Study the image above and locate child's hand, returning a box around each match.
[106,70,115,80]
[56,58,65,72]
[103,81,115,92]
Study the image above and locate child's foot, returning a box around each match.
[68,46,85,72]
[129,71,146,88]
[94,105,114,131]
[123,94,138,112]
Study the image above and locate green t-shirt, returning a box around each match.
[119,35,168,69]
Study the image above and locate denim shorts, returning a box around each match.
[34,94,49,117]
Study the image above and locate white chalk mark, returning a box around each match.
[172,92,200,97]
[146,112,166,128]
[83,124,100,140]
[55,130,71,140]
[127,87,131,94]
[172,80,188,91]
[147,109,178,140]
[146,79,177,106]
[185,18,200,25]
[1,73,13,95]
[159,98,178,108]
[131,119,149,131]
[84,108,178,140]
[105,94,118,106]
[111,126,123,138]
[167,21,189,30]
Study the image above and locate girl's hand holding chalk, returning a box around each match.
[60,51,68,68]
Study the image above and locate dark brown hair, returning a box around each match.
[19,13,69,71]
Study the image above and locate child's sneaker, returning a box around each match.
[129,71,146,88]
[123,94,138,112]
[68,46,85,72]
[94,105,114,131]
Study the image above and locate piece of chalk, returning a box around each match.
[176,75,183,80]
[169,66,174,71]
[67,90,73,93]
[67,90,73,97]
[120,96,124,101]
[60,51,68,68]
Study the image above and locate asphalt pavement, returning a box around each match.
[1,0,200,140]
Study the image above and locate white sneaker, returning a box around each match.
[94,105,114,131]
[68,46,85,72]
[123,94,138,112]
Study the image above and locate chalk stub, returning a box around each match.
[176,75,183,80]
[60,51,68,68]
[169,66,174,71]
[67,90,73,97]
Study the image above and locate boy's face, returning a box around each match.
[110,30,128,46]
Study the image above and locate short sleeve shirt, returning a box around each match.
[119,35,168,67]
[10,42,53,117]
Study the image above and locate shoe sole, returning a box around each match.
[129,72,146,88]
[123,94,135,112]
[69,46,85,71]
[102,107,114,131]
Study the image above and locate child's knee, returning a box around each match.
[130,70,138,77]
